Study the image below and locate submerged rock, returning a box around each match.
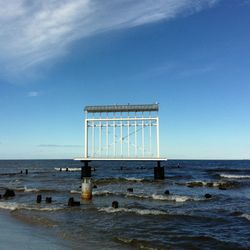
[112,201,119,209]
[127,188,133,193]
[36,194,42,203]
[68,197,80,207]
[3,189,15,199]
[46,197,52,203]
[204,193,212,199]
[164,190,170,195]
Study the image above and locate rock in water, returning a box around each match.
[112,201,119,209]
[164,190,170,195]
[3,189,15,198]
[204,193,212,199]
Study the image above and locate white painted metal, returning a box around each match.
[75,157,167,161]
[156,117,160,158]
[83,104,163,160]
[84,112,88,158]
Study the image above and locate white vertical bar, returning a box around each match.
[128,113,130,157]
[149,113,152,156]
[142,112,144,157]
[84,112,88,158]
[135,112,137,157]
[99,114,101,156]
[156,116,160,158]
[106,117,108,157]
[120,117,123,156]
[113,114,116,156]
[92,121,94,157]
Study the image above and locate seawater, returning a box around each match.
[0,160,250,249]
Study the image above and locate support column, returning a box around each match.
[81,161,92,200]
[154,161,165,180]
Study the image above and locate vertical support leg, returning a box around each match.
[154,161,165,180]
[84,118,88,158]
[81,161,92,200]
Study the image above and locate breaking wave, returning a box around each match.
[241,214,250,221]
[0,201,64,211]
[98,207,167,216]
[152,194,202,202]
[220,174,250,179]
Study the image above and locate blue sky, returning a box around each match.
[0,0,249,159]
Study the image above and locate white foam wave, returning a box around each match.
[93,190,113,196]
[0,202,19,211]
[124,177,144,182]
[220,174,250,179]
[152,194,198,202]
[70,190,81,194]
[55,167,81,172]
[0,201,63,211]
[98,207,167,215]
[24,186,39,192]
[125,193,150,199]
[241,213,250,221]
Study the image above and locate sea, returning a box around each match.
[0,160,250,250]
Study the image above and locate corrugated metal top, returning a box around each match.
[84,104,159,113]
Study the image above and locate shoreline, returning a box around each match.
[0,210,69,250]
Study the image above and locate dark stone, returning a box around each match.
[93,185,97,189]
[20,170,23,174]
[25,169,28,174]
[36,194,42,203]
[66,168,69,172]
[3,189,15,199]
[219,187,227,190]
[59,168,62,172]
[164,190,170,195]
[230,211,243,216]
[0,194,2,199]
[204,193,212,199]
[68,197,80,207]
[45,197,52,203]
[112,201,119,209]
[127,188,133,193]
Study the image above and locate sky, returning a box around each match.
[0,0,249,160]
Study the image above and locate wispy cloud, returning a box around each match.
[0,0,219,74]
[38,144,82,148]
[27,91,39,97]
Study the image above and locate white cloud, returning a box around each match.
[0,0,219,74]
[28,91,39,97]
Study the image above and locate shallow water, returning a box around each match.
[0,160,250,249]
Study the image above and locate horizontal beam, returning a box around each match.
[74,157,167,161]
[84,104,159,113]
[86,117,158,122]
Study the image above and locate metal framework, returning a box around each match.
[80,103,164,161]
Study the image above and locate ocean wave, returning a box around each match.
[70,190,81,194]
[185,180,240,189]
[24,186,40,192]
[0,201,64,211]
[220,174,250,179]
[152,194,200,202]
[124,177,144,182]
[241,213,250,221]
[98,207,167,216]
[94,177,145,185]
[54,167,81,172]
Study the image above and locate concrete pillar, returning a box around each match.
[81,160,92,200]
[154,161,165,180]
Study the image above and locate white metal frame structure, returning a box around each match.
[77,103,166,161]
